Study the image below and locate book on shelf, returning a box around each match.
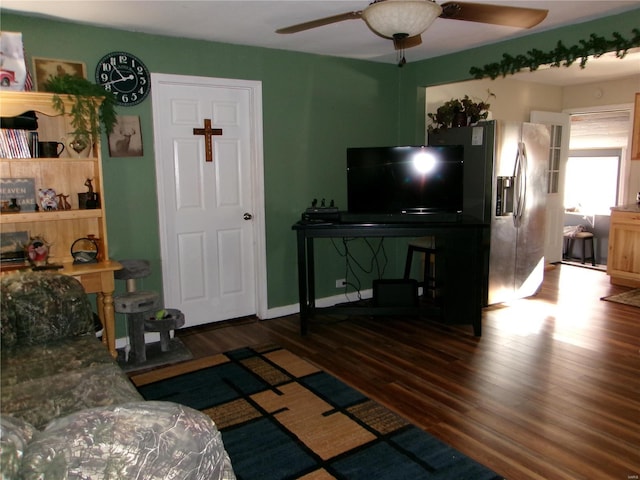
[0,129,34,159]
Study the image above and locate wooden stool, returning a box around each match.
[563,231,596,266]
[403,237,437,297]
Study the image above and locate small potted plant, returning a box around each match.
[43,74,117,152]
[428,91,494,133]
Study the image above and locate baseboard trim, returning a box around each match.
[115,289,374,346]
[261,288,374,320]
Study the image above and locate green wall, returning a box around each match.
[2,8,638,334]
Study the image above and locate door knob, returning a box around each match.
[243,213,253,220]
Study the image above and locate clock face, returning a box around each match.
[95,52,150,106]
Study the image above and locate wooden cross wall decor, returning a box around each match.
[193,118,223,162]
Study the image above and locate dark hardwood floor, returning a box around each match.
[138,264,640,480]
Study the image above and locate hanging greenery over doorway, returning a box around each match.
[470,28,640,79]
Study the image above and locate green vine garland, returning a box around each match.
[469,28,640,80]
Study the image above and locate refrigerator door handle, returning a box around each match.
[513,142,527,227]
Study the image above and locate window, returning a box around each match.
[564,149,621,215]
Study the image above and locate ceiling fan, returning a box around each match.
[277,0,548,62]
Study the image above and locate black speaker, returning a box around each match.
[372,279,419,308]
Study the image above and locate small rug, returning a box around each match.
[601,288,640,308]
[137,345,502,480]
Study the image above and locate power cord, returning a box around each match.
[331,237,388,301]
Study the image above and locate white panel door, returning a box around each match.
[152,74,265,328]
[531,110,571,265]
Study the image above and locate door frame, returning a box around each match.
[150,72,268,320]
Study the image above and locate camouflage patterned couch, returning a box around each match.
[0,271,235,479]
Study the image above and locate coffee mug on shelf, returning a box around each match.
[38,141,65,158]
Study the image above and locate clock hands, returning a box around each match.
[113,66,127,80]
[103,73,135,86]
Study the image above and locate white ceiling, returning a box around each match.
[3,1,640,82]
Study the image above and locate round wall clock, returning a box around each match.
[95,51,150,106]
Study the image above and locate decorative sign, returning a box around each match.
[0,178,37,211]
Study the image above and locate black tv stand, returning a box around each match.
[292,217,488,337]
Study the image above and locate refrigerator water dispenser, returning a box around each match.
[496,176,515,216]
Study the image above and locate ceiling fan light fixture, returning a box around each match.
[362,0,443,38]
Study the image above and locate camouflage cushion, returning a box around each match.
[0,415,36,480]
[21,402,231,480]
[1,335,143,430]
[1,271,143,429]
[0,271,93,348]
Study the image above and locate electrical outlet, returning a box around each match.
[335,278,346,288]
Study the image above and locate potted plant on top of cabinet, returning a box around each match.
[44,74,117,157]
[427,91,495,133]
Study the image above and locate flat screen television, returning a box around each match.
[346,145,464,215]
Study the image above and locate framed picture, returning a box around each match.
[0,230,28,264]
[32,57,86,92]
[108,115,143,157]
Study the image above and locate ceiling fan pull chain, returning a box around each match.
[394,33,408,67]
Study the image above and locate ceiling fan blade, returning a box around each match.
[394,35,422,51]
[276,11,362,34]
[440,2,548,29]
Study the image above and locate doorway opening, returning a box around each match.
[561,109,632,270]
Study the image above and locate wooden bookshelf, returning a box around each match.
[0,91,108,264]
[0,91,121,357]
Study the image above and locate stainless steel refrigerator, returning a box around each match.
[429,120,550,305]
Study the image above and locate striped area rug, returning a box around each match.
[135,344,503,480]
